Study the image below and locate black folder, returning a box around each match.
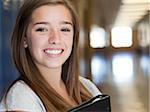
[68,95,111,112]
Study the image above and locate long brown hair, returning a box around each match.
[10,0,91,111]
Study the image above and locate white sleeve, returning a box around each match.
[0,81,46,112]
[79,76,102,97]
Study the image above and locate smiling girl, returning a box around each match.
[0,0,101,111]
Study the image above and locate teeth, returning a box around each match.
[45,50,62,55]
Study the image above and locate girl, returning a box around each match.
[0,0,101,111]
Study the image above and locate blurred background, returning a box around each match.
[0,0,149,112]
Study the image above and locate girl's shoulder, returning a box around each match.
[0,80,46,112]
[79,76,102,96]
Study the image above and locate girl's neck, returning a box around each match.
[38,66,62,88]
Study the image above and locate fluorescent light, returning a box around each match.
[121,4,150,11]
[122,0,150,4]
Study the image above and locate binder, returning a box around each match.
[68,95,111,112]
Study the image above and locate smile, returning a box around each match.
[44,49,63,55]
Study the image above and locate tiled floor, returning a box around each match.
[87,52,149,112]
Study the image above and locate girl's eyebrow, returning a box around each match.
[61,21,73,26]
[33,21,73,26]
[33,22,49,26]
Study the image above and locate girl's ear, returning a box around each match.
[23,37,28,48]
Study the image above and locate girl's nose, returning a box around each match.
[48,29,60,44]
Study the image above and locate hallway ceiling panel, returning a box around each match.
[114,0,150,27]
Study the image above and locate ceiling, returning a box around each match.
[90,0,150,30]
[91,0,121,29]
[114,0,150,27]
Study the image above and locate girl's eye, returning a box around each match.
[36,28,48,32]
[61,28,70,32]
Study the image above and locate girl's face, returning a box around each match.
[25,5,74,70]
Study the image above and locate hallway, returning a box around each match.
[0,0,149,112]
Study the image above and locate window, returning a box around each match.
[111,26,132,48]
[90,25,106,48]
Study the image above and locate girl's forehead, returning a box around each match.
[29,5,72,23]
[32,5,70,16]
[32,4,69,14]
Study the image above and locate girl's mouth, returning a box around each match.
[44,48,64,56]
